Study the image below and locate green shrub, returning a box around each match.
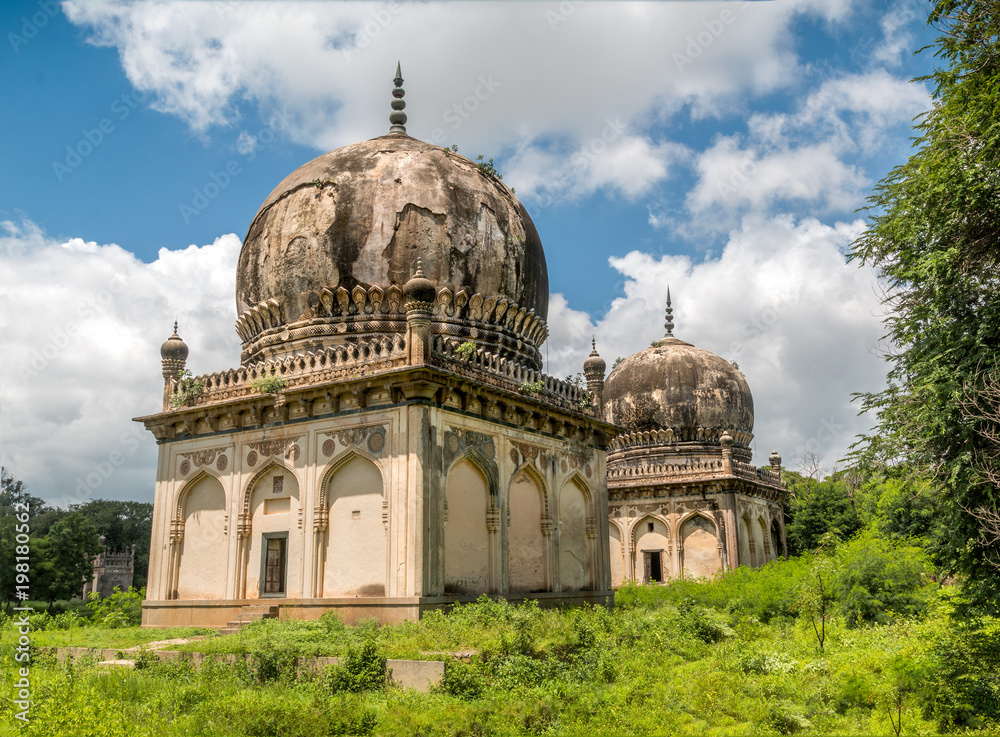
[86,586,144,628]
[323,638,386,693]
[251,640,297,684]
[834,530,932,627]
[439,659,486,700]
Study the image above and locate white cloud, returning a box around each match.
[683,69,929,224]
[61,0,850,201]
[0,221,240,506]
[545,214,887,474]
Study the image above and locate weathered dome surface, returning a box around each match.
[603,336,754,442]
[236,133,549,366]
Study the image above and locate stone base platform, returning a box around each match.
[141,590,614,628]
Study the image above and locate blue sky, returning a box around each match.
[0,0,939,504]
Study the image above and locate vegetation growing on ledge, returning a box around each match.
[518,380,545,396]
[169,369,204,408]
[250,374,287,394]
[455,340,477,362]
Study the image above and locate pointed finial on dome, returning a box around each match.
[664,286,674,337]
[591,336,596,351]
[414,256,425,278]
[389,61,407,134]
[173,320,179,335]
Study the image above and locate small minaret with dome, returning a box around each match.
[590,290,786,585]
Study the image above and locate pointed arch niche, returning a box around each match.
[609,522,626,588]
[632,516,669,583]
[444,458,490,595]
[739,514,753,567]
[242,464,301,599]
[320,454,386,597]
[176,473,227,600]
[558,476,591,591]
[679,513,722,579]
[508,467,547,593]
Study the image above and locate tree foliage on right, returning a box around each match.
[849,0,1000,613]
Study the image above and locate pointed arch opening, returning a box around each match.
[609,522,626,587]
[444,457,490,595]
[242,462,301,599]
[632,515,669,583]
[679,512,722,579]
[321,453,386,597]
[176,473,227,600]
[508,465,547,593]
[558,476,591,591]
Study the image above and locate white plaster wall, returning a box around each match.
[680,515,721,579]
[508,470,545,593]
[558,479,589,590]
[444,459,489,595]
[244,465,301,598]
[177,475,227,600]
[324,456,386,596]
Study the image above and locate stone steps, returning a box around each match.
[218,604,280,635]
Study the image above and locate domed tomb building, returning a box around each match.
[136,68,617,628]
[584,294,786,585]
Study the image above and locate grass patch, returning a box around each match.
[1,558,996,736]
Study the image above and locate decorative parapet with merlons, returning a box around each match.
[237,284,550,369]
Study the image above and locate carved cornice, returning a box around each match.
[137,367,617,451]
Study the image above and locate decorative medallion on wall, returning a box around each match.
[179,448,229,475]
[247,437,301,459]
[444,428,497,467]
[247,450,259,468]
[510,439,546,468]
[322,424,388,458]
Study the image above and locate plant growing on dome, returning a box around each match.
[250,373,287,394]
[455,341,477,362]
[170,369,204,408]
[476,155,502,180]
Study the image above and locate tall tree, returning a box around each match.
[849,0,1000,612]
[33,513,101,610]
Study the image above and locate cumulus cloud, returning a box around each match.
[0,221,240,505]
[61,0,846,201]
[682,69,929,227]
[545,214,887,474]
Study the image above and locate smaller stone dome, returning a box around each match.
[583,338,607,376]
[160,322,189,362]
[402,260,437,305]
[604,336,754,442]
[603,296,754,446]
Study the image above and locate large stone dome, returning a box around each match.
[235,132,549,366]
[603,335,754,445]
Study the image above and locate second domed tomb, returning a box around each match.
[136,69,616,628]
[585,294,786,585]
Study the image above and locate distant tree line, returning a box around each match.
[0,467,152,612]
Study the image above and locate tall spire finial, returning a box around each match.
[389,61,407,134]
[173,320,179,335]
[664,286,674,337]
[414,257,425,278]
[591,336,596,352]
